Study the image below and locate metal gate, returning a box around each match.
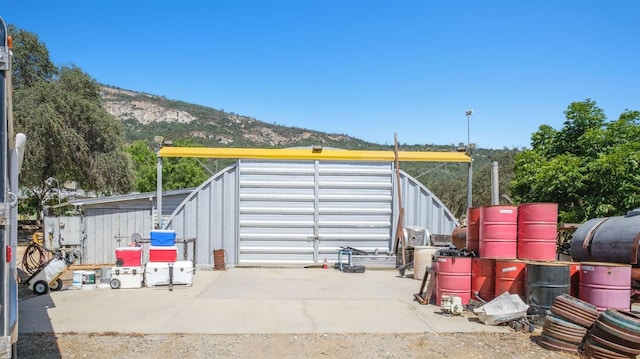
[238,160,393,265]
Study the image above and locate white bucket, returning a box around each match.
[82,270,97,290]
[413,246,438,280]
[71,270,84,289]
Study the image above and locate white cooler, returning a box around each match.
[110,266,143,289]
[173,261,194,286]
[144,262,170,287]
[144,261,194,287]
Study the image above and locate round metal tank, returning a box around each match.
[570,209,640,267]
[451,225,466,250]
[466,207,481,254]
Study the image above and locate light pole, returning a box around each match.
[466,110,473,209]
[154,136,164,229]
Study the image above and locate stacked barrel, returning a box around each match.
[435,202,634,315]
[463,203,573,308]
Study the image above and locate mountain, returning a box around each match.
[99,85,518,219]
[100,85,382,150]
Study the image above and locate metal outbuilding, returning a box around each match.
[44,147,468,267]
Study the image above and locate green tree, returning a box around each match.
[512,99,640,222]
[11,26,134,219]
[126,140,157,192]
[8,24,57,90]
[126,140,209,192]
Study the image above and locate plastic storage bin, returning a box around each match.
[115,247,142,267]
[150,230,177,246]
[110,266,143,289]
[149,245,178,262]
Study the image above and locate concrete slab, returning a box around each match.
[19,268,510,334]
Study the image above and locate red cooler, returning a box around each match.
[149,246,178,262]
[115,247,142,267]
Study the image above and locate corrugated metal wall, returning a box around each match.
[165,160,459,268]
[237,160,393,265]
[399,172,459,237]
[58,160,459,267]
[165,166,238,268]
[83,208,154,264]
[45,191,192,265]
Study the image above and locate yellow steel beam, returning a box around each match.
[158,147,471,163]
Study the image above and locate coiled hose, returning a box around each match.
[21,241,48,275]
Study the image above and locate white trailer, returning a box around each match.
[0,16,26,358]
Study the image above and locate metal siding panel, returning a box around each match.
[397,170,459,240]
[238,160,316,264]
[81,207,155,265]
[316,162,393,259]
[165,161,459,268]
[165,165,239,268]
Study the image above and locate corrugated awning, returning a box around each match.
[158,147,471,163]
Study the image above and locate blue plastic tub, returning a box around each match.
[150,230,176,246]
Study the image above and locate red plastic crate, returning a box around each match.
[148,246,178,262]
[115,247,142,267]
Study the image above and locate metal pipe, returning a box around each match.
[491,161,499,205]
[156,153,163,228]
[467,161,473,208]
[465,110,473,208]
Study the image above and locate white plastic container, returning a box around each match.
[110,266,144,289]
[144,262,170,287]
[172,261,194,286]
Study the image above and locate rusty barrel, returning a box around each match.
[466,207,481,254]
[579,262,631,312]
[213,249,226,270]
[517,203,558,261]
[451,225,466,250]
[526,262,570,315]
[471,258,495,302]
[479,205,517,259]
[495,259,526,301]
[436,256,471,306]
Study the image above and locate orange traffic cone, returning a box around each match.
[323,258,328,269]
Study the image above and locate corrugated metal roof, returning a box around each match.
[68,188,195,207]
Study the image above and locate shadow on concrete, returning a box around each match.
[17,288,62,359]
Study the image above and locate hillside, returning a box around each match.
[99,85,519,219]
[100,86,381,150]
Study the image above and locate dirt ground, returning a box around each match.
[16,331,578,359]
[15,244,579,359]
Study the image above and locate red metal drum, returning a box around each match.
[517,203,558,261]
[495,259,526,301]
[579,262,631,312]
[557,262,581,298]
[466,207,481,254]
[471,258,495,302]
[480,206,518,259]
[436,256,472,306]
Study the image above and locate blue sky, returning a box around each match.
[3,1,639,149]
